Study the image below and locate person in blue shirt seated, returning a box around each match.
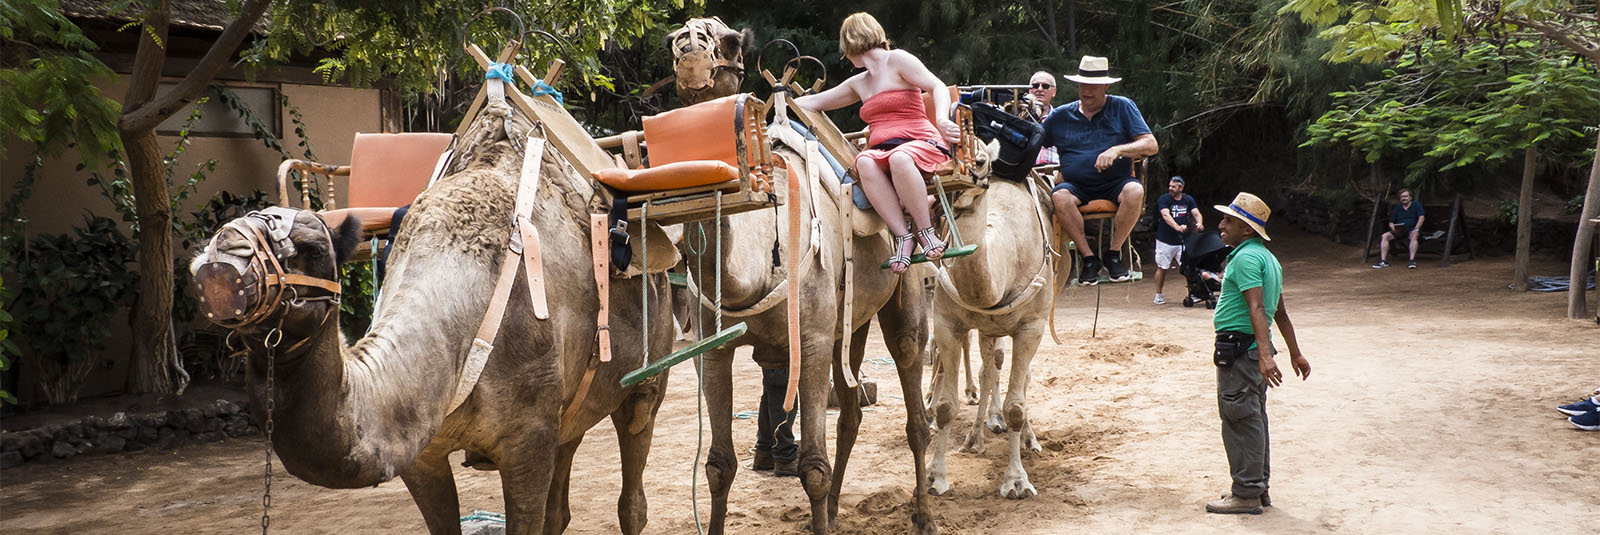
[1373,188,1426,269]
[1044,55,1160,285]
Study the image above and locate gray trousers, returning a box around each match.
[1217,345,1272,499]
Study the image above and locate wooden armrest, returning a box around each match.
[277,159,350,209]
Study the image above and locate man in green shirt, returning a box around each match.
[1206,193,1311,515]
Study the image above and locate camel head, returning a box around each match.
[667,16,752,105]
[190,208,363,342]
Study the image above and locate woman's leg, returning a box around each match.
[888,152,945,257]
[857,155,916,271]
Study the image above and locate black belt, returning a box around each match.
[871,137,952,158]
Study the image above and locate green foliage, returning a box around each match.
[0,0,123,168]
[1566,194,1587,215]
[1494,198,1518,225]
[6,216,139,403]
[0,274,19,406]
[339,258,378,340]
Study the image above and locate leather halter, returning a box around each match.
[194,207,343,331]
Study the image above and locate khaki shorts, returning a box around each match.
[1155,241,1183,270]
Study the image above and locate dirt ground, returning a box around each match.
[4,225,1598,534]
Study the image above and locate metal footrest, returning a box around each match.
[619,322,747,386]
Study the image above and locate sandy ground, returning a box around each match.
[4,225,1598,534]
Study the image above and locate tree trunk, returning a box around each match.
[1567,133,1600,319]
[124,129,177,394]
[1066,0,1078,59]
[1042,0,1060,55]
[1513,146,1536,291]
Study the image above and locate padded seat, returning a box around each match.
[594,160,740,193]
[1080,199,1117,214]
[592,94,755,194]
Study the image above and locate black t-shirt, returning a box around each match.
[1156,193,1199,245]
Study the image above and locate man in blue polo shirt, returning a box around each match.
[1044,55,1160,285]
[1206,192,1311,515]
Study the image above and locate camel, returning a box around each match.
[925,172,1058,499]
[665,17,752,105]
[663,19,936,534]
[189,100,673,534]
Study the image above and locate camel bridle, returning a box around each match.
[194,207,343,331]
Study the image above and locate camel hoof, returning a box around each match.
[985,415,1007,435]
[1025,436,1043,454]
[964,390,979,406]
[999,476,1037,499]
[959,431,986,454]
[927,474,951,496]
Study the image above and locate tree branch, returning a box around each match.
[121,0,170,114]
[1501,14,1600,63]
[119,0,272,134]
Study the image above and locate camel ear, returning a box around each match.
[716,29,747,60]
[327,215,364,265]
[739,28,754,55]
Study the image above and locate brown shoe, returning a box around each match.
[1221,491,1270,507]
[773,457,800,478]
[1206,493,1263,515]
[750,450,774,471]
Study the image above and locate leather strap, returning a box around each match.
[447,135,549,416]
[783,152,803,413]
[837,179,859,389]
[559,354,600,435]
[518,138,549,320]
[589,213,613,363]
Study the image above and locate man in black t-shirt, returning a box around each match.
[1153,176,1202,304]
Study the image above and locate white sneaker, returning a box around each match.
[1153,294,1166,305]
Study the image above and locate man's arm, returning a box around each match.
[1191,200,1204,231]
[1274,296,1309,380]
[1415,215,1425,233]
[1095,133,1158,172]
[1242,287,1284,388]
[1160,206,1183,232]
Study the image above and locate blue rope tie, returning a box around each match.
[485,62,514,82]
[528,78,563,105]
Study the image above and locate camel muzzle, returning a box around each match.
[195,207,342,329]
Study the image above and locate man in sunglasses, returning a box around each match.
[1043,55,1159,285]
[1026,71,1059,165]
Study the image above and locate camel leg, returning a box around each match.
[982,336,1007,435]
[998,325,1045,499]
[542,438,581,535]
[926,314,963,497]
[827,323,870,530]
[499,427,560,534]
[797,333,836,534]
[878,286,936,535]
[700,347,738,535]
[963,335,1002,454]
[613,383,666,535]
[962,331,979,405]
[399,445,462,535]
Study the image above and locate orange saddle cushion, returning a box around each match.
[347,133,453,209]
[1080,199,1118,214]
[642,94,743,167]
[594,160,740,193]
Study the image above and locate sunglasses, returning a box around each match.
[1031,83,1054,89]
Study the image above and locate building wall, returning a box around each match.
[2,73,383,403]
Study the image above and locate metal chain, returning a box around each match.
[261,324,282,534]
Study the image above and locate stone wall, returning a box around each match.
[1,399,258,468]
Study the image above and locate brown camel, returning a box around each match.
[190,100,673,534]
[665,19,936,534]
[926,172,1057,499]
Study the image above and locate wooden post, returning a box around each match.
[1362,165,1385,264]
[1513,146,1537,290]
[1441,194,1463,268]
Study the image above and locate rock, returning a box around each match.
[107,412,133,429]
[97,435,127,454]
[136,413,167,428]
[827,379,879,408]
[214,399,241,415]
[1,450,22,468]
[183,408,207,433]
[195,431,224,443]
[51,440,76,459]
[223,417,251,437]
[137,425,159,443]
[1,434,19,452]
[19,431,45,458]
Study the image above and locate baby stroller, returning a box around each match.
[1179,231,1229,309]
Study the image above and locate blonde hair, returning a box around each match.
[839,13,890,58]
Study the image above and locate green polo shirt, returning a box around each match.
[1213,237,1282,348]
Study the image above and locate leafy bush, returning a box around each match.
[1494,199,1518,227]
[7,216,139,404]
[1565,194,1586,216]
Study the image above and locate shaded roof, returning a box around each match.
[60,0,270,33]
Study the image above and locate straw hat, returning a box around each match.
[1214,192,1272,241]
[1063,56,1122,84]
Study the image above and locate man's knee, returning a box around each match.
[1119,180,1145,203]
[1051,189,1081,208]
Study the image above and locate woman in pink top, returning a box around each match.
[797,12,960,273]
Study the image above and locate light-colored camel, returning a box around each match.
[666,22,936,533]
[190,102,673,534]
[926,173,1057,499]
